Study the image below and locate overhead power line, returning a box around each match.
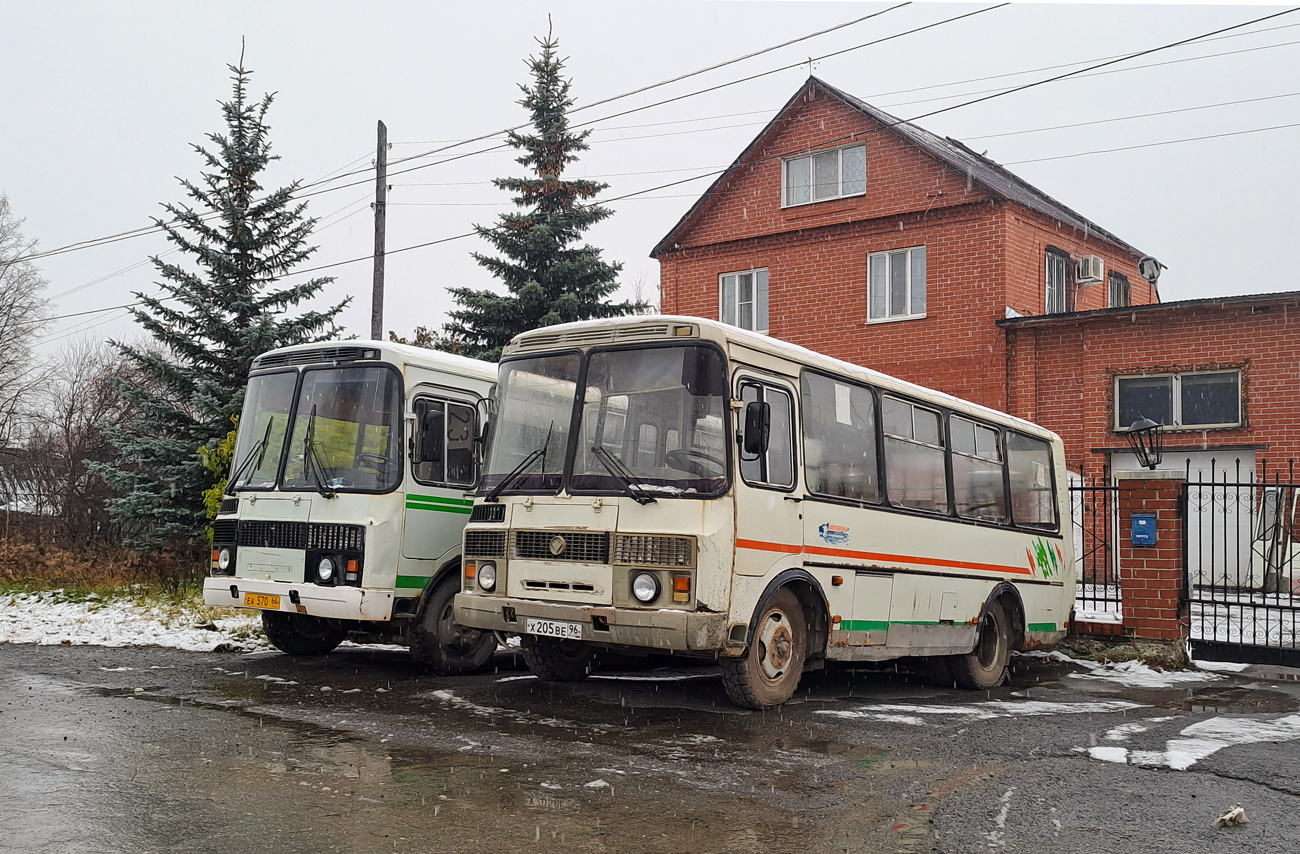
[1002,120,1300,165]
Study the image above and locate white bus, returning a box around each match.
[202,339,500,673]
[454,316,1073,707]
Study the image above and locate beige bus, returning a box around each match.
[454,316,1073,707]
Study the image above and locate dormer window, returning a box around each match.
[782,143,866,207]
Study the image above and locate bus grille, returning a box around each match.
[464,530,507,558]
[513,531,609,563]
[212,520,238,545]
[238,521,308,550]
[612,534,695,567]
[469,504,505,523]
[308,524,365,552]
[252,346,371,369]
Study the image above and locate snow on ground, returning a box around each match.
[1018,650,1224,688]
[0,590,266,652]
[1083,714,1300,770]
[816,699,1143,725]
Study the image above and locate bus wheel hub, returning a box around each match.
[759,614,794,679]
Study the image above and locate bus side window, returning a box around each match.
[1007,431,1056,529]
[800,372,879,503]
[883,396,949,514]
[738,382,794,489]
[413,397,478,489]
[951,415,1007,523]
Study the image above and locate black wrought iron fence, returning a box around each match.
[1069,478,1121,625]
[1185,458,1300,667]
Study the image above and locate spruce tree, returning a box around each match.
[442,30,640,361]
[100,57,347,546]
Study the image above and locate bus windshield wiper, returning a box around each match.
[303,404,336,499]
[591,446,657,506]
[486,423,552,503]
[225,420,273,495]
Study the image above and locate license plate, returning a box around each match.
[243,592,281,610]
[525,617,583,640]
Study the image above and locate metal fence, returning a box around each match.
[1185,459,1300,667]
[1069,479,1121,625]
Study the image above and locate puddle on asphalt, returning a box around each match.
[1130,684,1299,714]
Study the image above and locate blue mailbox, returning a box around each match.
[1131,512,1157,547]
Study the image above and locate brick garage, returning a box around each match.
[1001,293,1300,475]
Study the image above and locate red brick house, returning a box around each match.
[653,76,1160,413]
[652,77,1300,476]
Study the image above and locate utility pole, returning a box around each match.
[370,119,387,340]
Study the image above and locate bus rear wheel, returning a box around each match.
[411,576,498,675]
[261,611,345,656]
[720,588,807,709]
[949,600,1011,690]
[521,635,595,682]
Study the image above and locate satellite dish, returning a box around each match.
[1138,256,1165,284]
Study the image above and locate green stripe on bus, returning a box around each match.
[406,495,473,507]
[395,575,432,590]
[838,620,889,631]
[405,500,472,515]
[1027,622,1058,632]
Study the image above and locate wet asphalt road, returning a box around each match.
[3,643,1299,854]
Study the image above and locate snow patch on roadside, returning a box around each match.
[818,699,1143,724]
[1018,649,1225,688]
[1084,714,1300,769]
[0,591,265,652]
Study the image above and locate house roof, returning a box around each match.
[996,289,1300,330]
[651,76,1145,259]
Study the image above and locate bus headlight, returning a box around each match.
[477,562,497,592]
[217,548,232,571]
[317,557,335,583]
[631,572,660,603]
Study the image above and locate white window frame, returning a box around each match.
[867,246,926,323]
[1045,248,1071,314]
[1114,370,1242,431]
[1108,271,1131,308]
[781,143,866,208]
[719,268,769,334]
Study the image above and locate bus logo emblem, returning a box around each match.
[549,536,567,556]
[818,523,849,545]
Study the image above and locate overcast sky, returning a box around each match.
[4,1,1297,356]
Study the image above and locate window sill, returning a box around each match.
[863,313,927,326]
[781,194,863,217]
[1111,423,1243,434]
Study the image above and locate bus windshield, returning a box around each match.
[278,365,403,493]
[483,345,728,498]
[229,371,297,491]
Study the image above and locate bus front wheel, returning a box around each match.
[411,576,498,675]
[721,588,807,709]
[521,635,595,681]
[261,611,345,656]
[949,600,1011,690]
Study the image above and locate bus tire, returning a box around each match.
[411,575,498,675]
[261,611,345,656]
[720,588,807,709]
[520,635,594,682]
[948,600,1011,690]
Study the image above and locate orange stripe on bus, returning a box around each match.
[736,539,1031,576]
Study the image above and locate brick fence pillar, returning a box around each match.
[1115,471,1188,641]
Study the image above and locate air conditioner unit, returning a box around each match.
[1076,255,1105,284]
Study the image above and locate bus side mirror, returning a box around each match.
[417,409,444,464]
[742,401,770,457]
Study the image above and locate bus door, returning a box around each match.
[798,372,890,645]
[732,373,802,578]
[402,389,480,563]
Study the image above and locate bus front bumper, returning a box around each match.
[454,592,730,654]
[203,577,394,622]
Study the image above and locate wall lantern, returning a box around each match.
[1125,416,1164,470]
